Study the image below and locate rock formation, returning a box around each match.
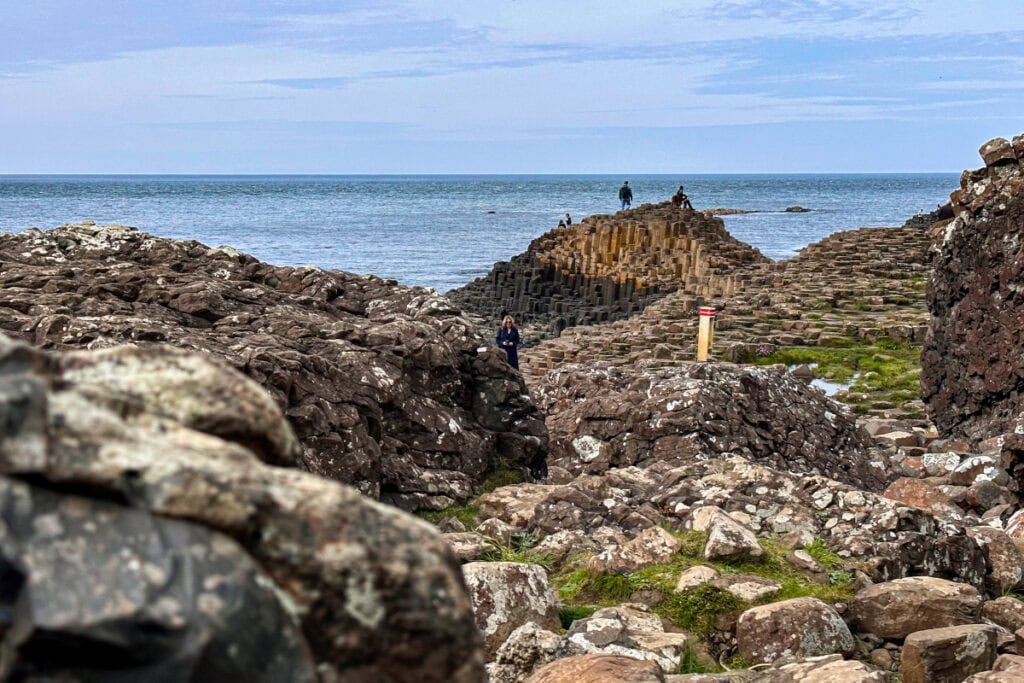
[0,333,485,682]
[923,133,1024,444]
[448,204,768,342]
[0,222,547,511]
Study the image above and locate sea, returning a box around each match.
[0,174,959,292]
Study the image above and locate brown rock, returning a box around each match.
[736,597,854,664]
[771,654,886,682]
[692,505,764,562]
[963,653,1024,682]
[526,654,665,683]
[967,528,1024,594]
[883,477,964,519]
[980,137,1017,166]
[587,526,682,574]
[849,577,983,638]
[982,597,1024,633]
[902,624,999,683]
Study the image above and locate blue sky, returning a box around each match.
[1,1,1022,173]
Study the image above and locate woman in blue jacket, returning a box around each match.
[496,315,521,369]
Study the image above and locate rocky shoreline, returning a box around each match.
[1,132,1023,682]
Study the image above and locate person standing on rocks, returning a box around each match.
[619,181,633,209]
[565,213,573,227]
[496,315,521,370]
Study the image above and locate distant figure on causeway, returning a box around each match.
[565,213,573,227]
[496,315,520,369]
[619,181,633,209]
[671,185,693,210]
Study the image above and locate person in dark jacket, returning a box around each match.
[618,181,633,209]
[496,315,521,369]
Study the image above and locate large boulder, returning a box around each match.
[735,598,854,664]
[849,577,982,638]
[691,505,763,562]
[462,562,561,659]
[963,654,1024,682]
[901,624,999,683]
[0,223,547,510]
[0,477,317,682]
[923,133,1024,444]
[564,605,691,672]
[0,334,485,682]
[587,526,682,574]
[532,362,889,491]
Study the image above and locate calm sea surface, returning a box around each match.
[0,174,958,292]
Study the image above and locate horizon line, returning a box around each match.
[0,171,962,177]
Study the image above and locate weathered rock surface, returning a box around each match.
[587,526,682,574]
[0,333,484,682]
[767,654,886,682]
[488,622,581,683]
[525,653,666,683]
[0,222,547,510]
[735,598,853,664]
[923,133,1024,444]
[901,624,999,683]
[564,605,691,672]
[981,597,1024,633]
[692,506,764,562]
[849,577,983,638]
[532,362,888,491]
[462,562,561,658]
[963,653,1024,682]
[0,477,317,683]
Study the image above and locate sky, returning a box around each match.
[1,1,1022,174]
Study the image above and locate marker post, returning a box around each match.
[697,306,716,361]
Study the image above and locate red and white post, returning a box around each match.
[697,306,716,362]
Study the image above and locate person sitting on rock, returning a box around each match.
[496,315,521,370]
[558,218,566,228]
[672,185,693,210]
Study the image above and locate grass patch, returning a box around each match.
[804,539,844,571]
[656,585,747,635]
[559,606,597,630]
[418,504,481,527]
[674,529,709,557]
[483,531,553,569]
[676,645,724,674]
[748,338,922,411]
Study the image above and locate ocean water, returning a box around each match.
[0,174,958,292]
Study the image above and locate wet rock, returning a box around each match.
[0,334,485,682]
[849,577,983,639]
[462,562,561,658]
[736,597,854,665]
[587,526,682,574]
[0,223,547,510]
[0,477,317,683]
[526,653,666,683]
[692,506,764,562]
[901,624,999,683]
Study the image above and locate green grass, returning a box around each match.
[748,338,922,412]
[482,531,553,569]
[418,504,481,527]
[550,535,856,634]
[656,585,747,635]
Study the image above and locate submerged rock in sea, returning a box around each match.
[0,222,547,510]
[923,132,1024,444]
[0,333,485,682]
